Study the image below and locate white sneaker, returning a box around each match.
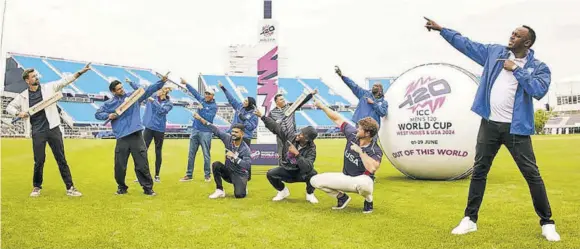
[451,217,477,235]
[133,179,139,182]
[272,187,290,201]
[306,193,318,203]
[30,187,41,197]
[66,186,82,197]
[541,224,561,241]
[209,189,225,199]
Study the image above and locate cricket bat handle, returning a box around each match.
[11,111,30,124]
[11,117,21,124]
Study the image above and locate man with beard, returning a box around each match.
[7,63,91,197]
[217,81,258,147]
[310,100,382,214]
[194,113,251,199]
[255,108,319,204]
[95,73,169,196]
[424,17,559,241]
[268,89,318,165]
[335,66,388,126]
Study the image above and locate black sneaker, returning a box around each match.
[144,189,157,196]
[116,188,128,195]
[363,200,373,214]
[331,193,351,210]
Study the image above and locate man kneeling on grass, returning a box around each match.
[310,100,382,213]
[194,113,251,199]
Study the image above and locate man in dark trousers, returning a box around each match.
[194,113,251,199]
[335,66,388,126]
[95,73,168,196]
[424,17,560,241]
[7,63,91,197]
[267,89,317,165]
[255,107,319,204]
[127,79,174,182]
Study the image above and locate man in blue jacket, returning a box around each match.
[425,17,560,241]
[217,81,258,147]
[335,66,388,126]
[95,74,168,196]
[194,114,251,199]
[127,79,173,182]
[178,78,218,182]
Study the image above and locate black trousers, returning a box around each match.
[212,162,247,198]
[465,119,554,226]
[143,128,165,176]
[266,166,317,194]
[115,131,153,191]
[32,126,74,190]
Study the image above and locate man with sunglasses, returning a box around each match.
[95,73,169,196]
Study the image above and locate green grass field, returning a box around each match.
[2,135,579,249]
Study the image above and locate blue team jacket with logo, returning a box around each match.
[341,76,388,125]
[440,28,551,135]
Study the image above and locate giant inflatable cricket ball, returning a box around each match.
[379,63,480,180]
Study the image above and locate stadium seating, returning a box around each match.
[92,64,140,85]
[229,76,257,100]
[301,109,334,127]
[58,102,101,123]
[168,87,194,101]
[339,111,354,120]
[12,56,76,92]
[200,75,235,104]
[279,78,308,103]
[5,54,364,138]
[128,69,162,85]
[295,111,313,128]
[546,117,563,125]
[300,78,349,106]
[47,59,110,94]
[566,114,580,125]
[166,106,194,125]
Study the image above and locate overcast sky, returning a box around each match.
[1,0,579,106]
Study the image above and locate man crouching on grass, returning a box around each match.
[194,113,251,199]
[310,100,382,213]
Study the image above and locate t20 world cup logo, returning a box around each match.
[398,77,451,114]
[260,25,275,37]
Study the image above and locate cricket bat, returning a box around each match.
[284,90,312,117]
[104,87,145,125]
[11,92,64,124]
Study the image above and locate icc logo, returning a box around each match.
[260,25,275,37]
[398,77,451,114]
[251,150,261,159]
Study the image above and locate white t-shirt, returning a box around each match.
[489,52,527,123]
